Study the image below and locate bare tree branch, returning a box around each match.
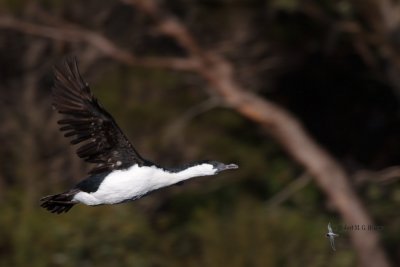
[163,96,221,145]
[0,14,199,71]
[354,166,400,185]
[266,172,312,208]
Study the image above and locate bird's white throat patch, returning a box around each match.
[73,163,216,205]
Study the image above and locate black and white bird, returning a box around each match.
[40,57,238,214]
[326,222,339,251]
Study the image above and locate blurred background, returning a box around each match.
[0,0,399,266]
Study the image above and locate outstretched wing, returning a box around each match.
[329,236,336,251]
[328,222,333,233]
[52,57,148,174]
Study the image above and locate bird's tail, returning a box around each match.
[40,189,79,214]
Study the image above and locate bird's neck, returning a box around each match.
[173,163,214,178]
[149,163,215,188]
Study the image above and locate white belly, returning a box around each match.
[72,166,160,205]
[72,163,215,206]
[73,180,147,206]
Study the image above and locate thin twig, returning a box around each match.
[163,96,221,144]
[266,173,312,208]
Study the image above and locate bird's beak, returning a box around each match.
[225,163,239,169]
[218,163,239,172]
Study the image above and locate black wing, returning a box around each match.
[52,57,148,174]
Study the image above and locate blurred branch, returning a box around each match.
[123,1,392,267]
[346,0,400,97]
[378,0,400,33]
[266,173,312,208]
[0,15,132,63]
[0,15,198,71]
[354,166,400,185]
[163,96,221,145]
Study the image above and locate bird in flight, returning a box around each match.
[41,57,238,214]
[326,222,339,251]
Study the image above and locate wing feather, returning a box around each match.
[52,57,148,174]
[329,236,336,251]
